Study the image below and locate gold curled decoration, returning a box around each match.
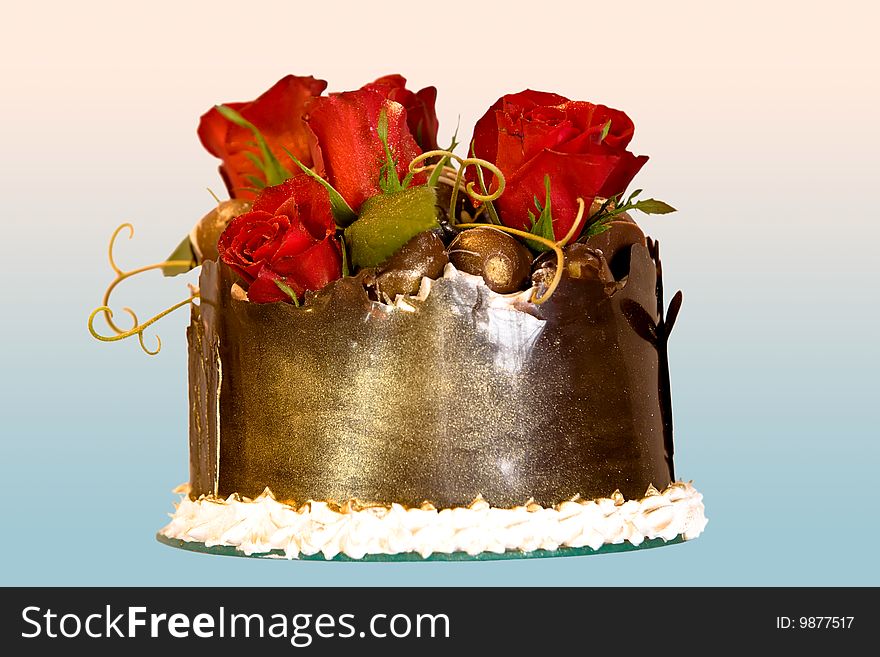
[408,150,505,220]
[88,223,199,355]
[555,198,587,247]
[455,223,564,305]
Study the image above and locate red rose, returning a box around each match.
[198,75,328,200]
[217,174,342,303]
[306,86,426,212]
[470,90,648,239]
[367,74,439,151]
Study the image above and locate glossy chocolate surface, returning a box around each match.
[188,241,676,507]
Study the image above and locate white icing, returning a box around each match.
[159,481,707,559]
[392,264,545,374]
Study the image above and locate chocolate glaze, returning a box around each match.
[188,241,677,507]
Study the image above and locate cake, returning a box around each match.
[89,74,707,560]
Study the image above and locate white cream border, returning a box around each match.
[159,481,707,560]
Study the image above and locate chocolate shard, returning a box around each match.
[584,213,646,280]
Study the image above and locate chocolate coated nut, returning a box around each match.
[374,231,449,300]
[448,227,532,294]
[563,243,615,283]
[532,243,615,294]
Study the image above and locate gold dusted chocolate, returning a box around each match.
[188,241,675,508]
[447,226,533,294]
[372,231,448,300]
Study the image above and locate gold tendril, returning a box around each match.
[456,224,564,305]
[88,297,198,355]
[408,150,505,220]
[88,223,199,355]
[556,198,586,247]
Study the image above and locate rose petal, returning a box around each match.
[273,220,321,259]
[369,75,439,151]
[471,89,571,173]
[247,267,290,304]
[272,237,342,292]
[495,107,579,177]
[306,87,424,211]
[255,175,335,241]
[218,209,291,282]
[469,91,649,239]
[218,181,342,304]
[198,75,327,200]
[553,102,637,153]
[497,150,619,238]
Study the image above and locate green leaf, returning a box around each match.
[345,186,439,269]
[599,120,612,143]
[162,235,197,277]
[424,130,462,190]
[580,190,676,243]
[422,124,464,190]
[244,175,265,189]
[377,106,389,143]
[593,193,621,220]
[216,105,292,188]
[447,117,461,153]
[338,235,350,278]
[273,279,300,306]
[425,154,449,188]
[585,220,613,238]
[282,148,358,227]
[632,199,677,214]
[528,175,556,252]
[243,151,268,176]
[377,107,404,194]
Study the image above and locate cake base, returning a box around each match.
[157,481,706,561]
[156,533,687,561]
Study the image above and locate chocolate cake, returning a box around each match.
[89,74,706,559]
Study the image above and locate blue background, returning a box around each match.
[2,1,878,585]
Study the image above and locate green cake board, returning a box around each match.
[156,533,686,562]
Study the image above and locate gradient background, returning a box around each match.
[2,1,877,586]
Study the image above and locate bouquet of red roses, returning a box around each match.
[90,73,673,350]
